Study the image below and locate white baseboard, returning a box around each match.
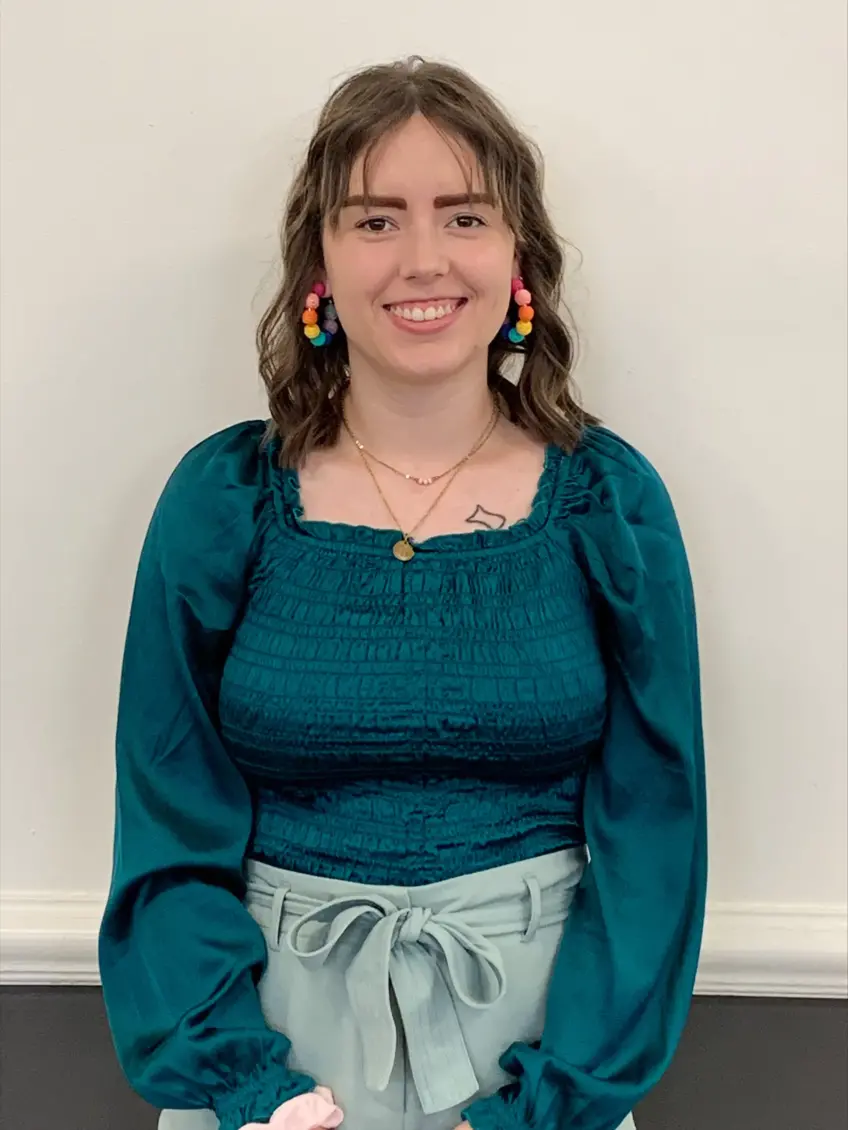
[1,892,846,997]
[1,892,103,986]
[696,902,848,998]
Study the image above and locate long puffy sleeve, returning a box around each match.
[98,420,315,1130]
[465,426,707,1130]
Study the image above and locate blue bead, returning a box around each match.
[508,328,524,344]
[310,331,327,347]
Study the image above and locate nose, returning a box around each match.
[399,221,449,282]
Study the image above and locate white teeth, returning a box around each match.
[388,301,459,322]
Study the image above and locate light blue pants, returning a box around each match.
[160,847,636,1130]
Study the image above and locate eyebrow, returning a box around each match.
[341,192,495,210]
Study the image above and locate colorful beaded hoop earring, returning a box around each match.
[500,276,534,344]
[302,282,339,347]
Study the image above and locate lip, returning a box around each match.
[383,297,468,335]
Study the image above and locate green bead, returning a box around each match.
[310,331,327,347]
[508,328,524,344]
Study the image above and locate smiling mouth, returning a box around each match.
[384,297,468,324]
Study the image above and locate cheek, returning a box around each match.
[328,256,392,315]
[462,248,515,307]
[471,272,513,318]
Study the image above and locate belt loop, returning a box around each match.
[521,875,541,943]
[268,884,290,951]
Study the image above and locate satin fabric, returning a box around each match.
[99,421,706,1130]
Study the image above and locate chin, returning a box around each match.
[383,342,481,384]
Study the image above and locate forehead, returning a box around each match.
[348,115,486,197]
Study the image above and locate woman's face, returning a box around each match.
[322,114,517,385]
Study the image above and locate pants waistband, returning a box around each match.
[244,847,587,1115]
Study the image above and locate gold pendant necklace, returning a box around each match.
[393,537,417,562]
[343,399,500,561]
[344,400,499,487]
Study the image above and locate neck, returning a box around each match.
[341,366,497,472]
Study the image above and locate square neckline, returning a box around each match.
[271,440,565,558]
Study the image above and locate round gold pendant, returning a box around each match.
[393,538,415,562]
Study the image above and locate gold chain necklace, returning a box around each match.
[343,400,500,562]
[344,401,498,487]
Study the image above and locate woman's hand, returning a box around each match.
[240,1086,344,1129]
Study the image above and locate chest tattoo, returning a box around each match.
[465,504,507,530]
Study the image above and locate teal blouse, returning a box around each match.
[98,420,707,1130]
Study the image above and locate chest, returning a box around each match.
[295,444,549,542]
[218,523,609,785]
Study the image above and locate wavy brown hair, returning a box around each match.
[257,56,597,468]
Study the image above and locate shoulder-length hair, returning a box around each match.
[257,56,596,467]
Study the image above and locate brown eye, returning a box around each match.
[356,217,395,233]
[449,214,486,229]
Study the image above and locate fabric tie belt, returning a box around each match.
[245,850,586,1116]
[283,892,508,1114]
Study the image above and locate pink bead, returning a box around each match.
[514,288,531,307]
[312,282,325,298]
[305,293,320,309]
[511,277,524,294]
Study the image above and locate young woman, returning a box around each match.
[99,56,706,1130]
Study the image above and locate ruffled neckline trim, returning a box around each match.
[266,437,565,558]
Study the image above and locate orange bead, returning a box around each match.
[518,305,534,321]
[302,308,318,325]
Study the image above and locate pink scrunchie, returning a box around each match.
[240,1086,344,1130]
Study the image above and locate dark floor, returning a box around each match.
[0,988,846,1130]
